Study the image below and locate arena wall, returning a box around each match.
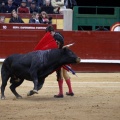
[0,29,120,72]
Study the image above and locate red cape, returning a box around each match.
[34,32,57,50]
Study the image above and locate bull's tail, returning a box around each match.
[1,61,11,99]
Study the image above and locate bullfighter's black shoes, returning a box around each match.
[66,92,74,96]
[54,94,64,98]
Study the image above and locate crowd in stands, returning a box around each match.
[0,9,52,23]
[0,0,77,24]
[0,0,77,14]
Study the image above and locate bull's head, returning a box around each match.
[60,48,80,65]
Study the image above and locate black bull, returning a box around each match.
[1,48,80,99]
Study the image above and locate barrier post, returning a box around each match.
[63,9,73,31]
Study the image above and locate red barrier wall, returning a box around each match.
[62,31,120,60]
[0,30,120,72]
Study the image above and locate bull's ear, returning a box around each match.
[62,43,74,48]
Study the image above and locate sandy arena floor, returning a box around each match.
[0,73,120,120]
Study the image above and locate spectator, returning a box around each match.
[65,0,77,9]
[29,1,40,13]
[0,15,5,23]
[29,12,40,23]
[37,0,44,7]
[0,1,6,13]
[13,0,21,7]
[27,0,32,7]
[17,0,30,13]
[0,0,7,5]
[3,0,17,13]
[39,11,52,24]
[51,0,66,14]
[95,26,109,31]
[40,0,54,14]
[0,0,4,4]
[9,9,24,23]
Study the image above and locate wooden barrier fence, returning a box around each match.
[0,28,120,72]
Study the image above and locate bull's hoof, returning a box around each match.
[16,95,22,99]
[1,96,5,100]
[32,89,38,94]
[27,90,35,96]
[27,90,38,96]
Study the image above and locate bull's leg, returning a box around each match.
[32,78,39,94]
[27,79,38,96]
[30,70,39,94]
[37,79,45,90]
[10,79,24,99]
[1,68,10,100]
[27,79,45,96]
[1,75,9,100]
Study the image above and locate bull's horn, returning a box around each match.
[63,43,75,48]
